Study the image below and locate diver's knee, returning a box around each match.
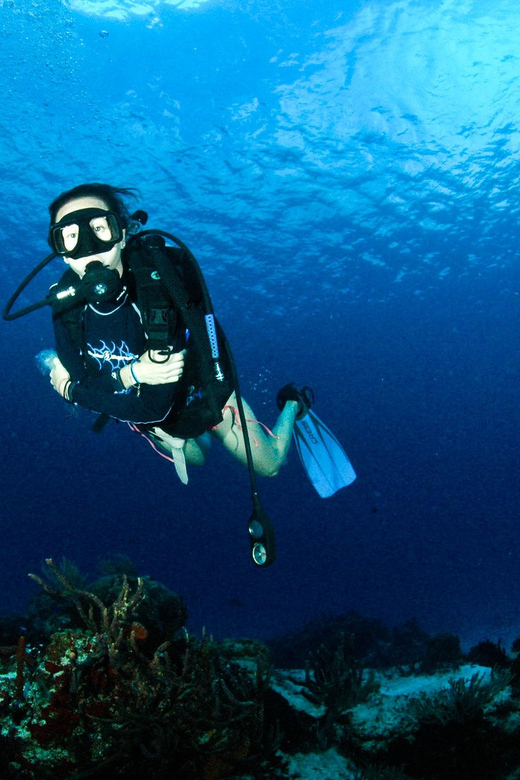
[184,438,206,467]
[255,462,280,478]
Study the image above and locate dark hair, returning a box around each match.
[49,183,139,228]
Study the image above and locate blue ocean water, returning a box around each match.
[1,0,520,650]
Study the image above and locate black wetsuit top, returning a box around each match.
[53,265,233,438]
[53,289,183,426]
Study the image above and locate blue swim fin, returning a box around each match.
[293,408,357,498]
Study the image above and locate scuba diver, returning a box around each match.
[4,183,356,566]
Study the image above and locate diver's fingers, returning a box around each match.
[146,349,185,366]
[161,362,184,382]
[152,350,184,383]
[134,350,185,385]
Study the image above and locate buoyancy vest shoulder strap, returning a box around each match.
[125,240,192,353]
[50,268,86,350]
[126,235,226,422]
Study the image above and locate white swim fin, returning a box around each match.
[293,407,356,498]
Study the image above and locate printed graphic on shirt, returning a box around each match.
[186,385,203,406]
[87,340,137,371]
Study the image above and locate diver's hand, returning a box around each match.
[130,349,185,385]
[49,357,71,398]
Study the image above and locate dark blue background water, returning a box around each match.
[1,0,520,649]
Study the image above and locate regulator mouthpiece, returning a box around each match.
[81,262,122,304]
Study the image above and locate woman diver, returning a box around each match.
[4,182,355,565]
[46,183,304,484]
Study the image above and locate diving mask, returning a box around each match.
[49,208,124,259]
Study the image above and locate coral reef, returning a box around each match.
[3,565,520,779]
[410,670,510,725]
[0,560,278,779]
[267,611,392,669]
[303,633,380,747]
[341,666,518,780]
[399,671,514,779]
[267,612,433,671]
[467,639,510,669]
[419,633,462,673]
